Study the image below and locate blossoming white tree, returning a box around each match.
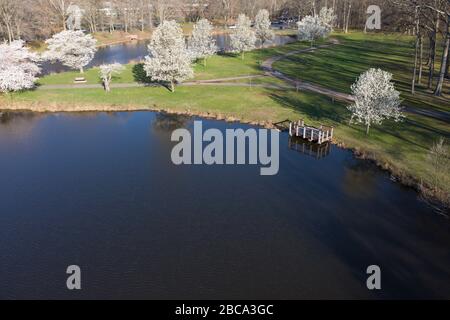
[188,18,218,67]
[255,9,274,48]
[297,15,329,47]
[44,30,97,74]
[144,20,194,92]
[0,40,40,95]
[230,14,256,59]
[318,7,336,34]
[348,68,404,135]
[99,63,124,92]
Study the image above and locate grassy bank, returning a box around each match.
[2,32,449,206]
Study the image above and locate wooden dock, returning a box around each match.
[289,120,334,145]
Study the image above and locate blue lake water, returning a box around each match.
[0,111,449,299]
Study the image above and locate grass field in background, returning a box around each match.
[273,31,449,113]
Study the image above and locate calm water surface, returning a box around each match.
[0,112,449,299]
[41,34,297,74]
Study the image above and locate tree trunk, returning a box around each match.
[80,67,84,74]
[412,11,419,95]
[345,2,352,33]
[170,81,175,92]
[149,9,153,30]
[366,123,370,135]
[445,51,449,79]
[418,35,423,84]
[411,37,419,94]
[6,23,13,43]
[428,33,436,89]
[434,16,449,97]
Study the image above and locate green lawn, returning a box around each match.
[273,31,449,113]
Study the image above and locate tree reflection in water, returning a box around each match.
[288,136,331,159]
[0,112,36,125]
[342,159,379,200]
[152,113,191,133]
[0,112,41,141]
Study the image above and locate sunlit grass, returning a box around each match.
[273,31,449,113]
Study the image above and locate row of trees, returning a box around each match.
[0,10,276,93]
[1,0,447,41]
[0,0,284,41]
[393,0,449,96]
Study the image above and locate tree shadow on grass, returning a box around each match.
[132,63,153,84]
[269,91,347,124]
[217,51,237,58]
[269,90,441,152]
[132,63,173,91]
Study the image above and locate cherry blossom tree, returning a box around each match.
[348,68,404,135]
[144,20,194,92]
[99,63,124,92]
[0,40,40,95]
[44,30,97,74]
[255,9,274,48]
[230,14,256,60]
[297,13,331,47]
[188,18,218,67]
[318,7,336,34]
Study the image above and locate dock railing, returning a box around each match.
[289,120,334,145]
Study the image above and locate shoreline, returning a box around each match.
[1,102,448,213]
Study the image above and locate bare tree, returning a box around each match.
[0,0,20,42]
[82,0,101,33]
[434,8,449,96]
[43,0,69,30]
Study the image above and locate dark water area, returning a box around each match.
[40,34,297,75]
[0,112,449,299]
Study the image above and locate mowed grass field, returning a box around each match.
[273,31,449,113]
[1,32,449,200]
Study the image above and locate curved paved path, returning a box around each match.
[37,43,449,122]
[261,43,355,103]
[261,43,449,122]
